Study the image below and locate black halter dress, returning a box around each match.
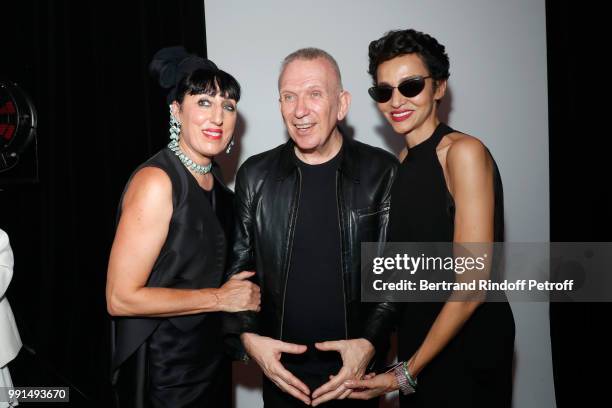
[388,123,515,408]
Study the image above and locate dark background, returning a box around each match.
[2,1,206,406]
[546,1,610,407]
[1,0,608,407]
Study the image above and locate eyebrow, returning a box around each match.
[197,93,236,103]
[279,83,325,92]
[378,74,427,86]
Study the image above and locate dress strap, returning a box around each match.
[407,122,455,156]
[429,122,455,147]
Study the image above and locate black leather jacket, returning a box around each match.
[225,135,398,360]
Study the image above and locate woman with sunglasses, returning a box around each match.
[344,29,515,407]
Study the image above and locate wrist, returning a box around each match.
[201,288,222,311]
[240,332,260,357]
[357,338,376,357]
[393,361,417,395]
[407,354,422,378]
[240,332,258,345]
[212,289,221,310]
[388,372,400,391]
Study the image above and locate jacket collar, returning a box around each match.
[276,130,360,183]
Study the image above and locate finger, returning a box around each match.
[230,270,256,280]
[343,378,374,389]
[314,340,342,352]
[338,388,352,400]
[364,372,376,380]
[273,376,311,405]
[312,385,346,407]
[277,340,307,354]
[312,369,348,398]
[274,363,310,396]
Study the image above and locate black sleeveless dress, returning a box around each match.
[110,148,234,408]
[388,123,515,408]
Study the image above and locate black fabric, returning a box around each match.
[281,149,345,375]
[114,318,231,408]
[111,148,233,407]
[146,317,231,408]
[202,187,213,204]
[546,2,612,406]
[388,123,515,408]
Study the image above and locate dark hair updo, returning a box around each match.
[368,29,450,85]
[150,46,241,104]
[174,68,241,104]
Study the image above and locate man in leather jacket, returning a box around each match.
[225,48,397,407]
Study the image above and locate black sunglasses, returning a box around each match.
[368,75,431,103]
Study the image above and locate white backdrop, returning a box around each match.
[205,0,553,407]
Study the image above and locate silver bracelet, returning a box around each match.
[392,361,416,395]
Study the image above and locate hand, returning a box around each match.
[344,372,399,399]
[311,338,375,406]
[216,271,260,312]
[241,332,311,405]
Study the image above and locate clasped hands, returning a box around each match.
[241,333,375,406]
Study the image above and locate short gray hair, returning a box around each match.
[278,47,343,90]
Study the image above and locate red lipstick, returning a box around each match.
[202,128,223,140]
[390,109,414,122]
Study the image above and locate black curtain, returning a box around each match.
[2,1,206,406]
[547,1,610,406]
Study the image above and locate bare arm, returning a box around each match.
[106,167,259,317]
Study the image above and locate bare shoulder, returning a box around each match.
[122,166,172,209]
[444,132,491,169]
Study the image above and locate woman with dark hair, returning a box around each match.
[106,47,260,407]
[345,30,515,407]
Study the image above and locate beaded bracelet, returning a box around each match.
[392,361,416,395]
[402,360,418,388]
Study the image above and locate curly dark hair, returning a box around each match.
[368,29,450,84]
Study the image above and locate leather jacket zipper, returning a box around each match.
[336,170,349,340]
[279,167,302,341]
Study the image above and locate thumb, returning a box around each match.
[278,341,307,354]
[315,340,341,352]
[230,271,255,280]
